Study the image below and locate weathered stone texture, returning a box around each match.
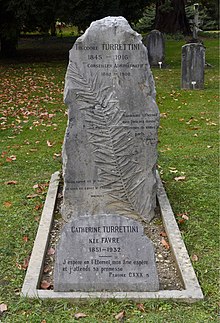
[181,43,205,89]
[54,214,159,292]
[62,17,160,223]
[145,30,165,67]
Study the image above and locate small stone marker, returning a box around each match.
[55,16,160,293]
[145,30,165,67]
[181,43,205,89]
[54,214,159,292]
[62,16,159,222]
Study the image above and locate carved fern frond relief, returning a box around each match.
[67,62,151,218]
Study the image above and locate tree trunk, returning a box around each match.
[155,0,191,35]
[50,22,57,36]
[0,36,18,58]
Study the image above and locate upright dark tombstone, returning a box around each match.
[145,30,165,67]
[54,16,160,292]
[181,43,205,89]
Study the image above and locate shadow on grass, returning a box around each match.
[0,36,78,64]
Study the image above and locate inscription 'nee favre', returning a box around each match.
[54,215,159,292]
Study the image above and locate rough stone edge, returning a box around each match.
[21,171,204,302]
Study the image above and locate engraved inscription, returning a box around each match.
[54,215,159,292]
[62,16,159,222]
[66,63,158,219]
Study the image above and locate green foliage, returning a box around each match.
[133,5,156,33]
[185,3,219,31]
[64,0,151,31]
[158,0,173,13]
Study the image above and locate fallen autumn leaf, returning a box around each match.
[41,280,51,290]
[74,312,87,319]
[47,140,53,147]
[47,247,55,255]
[161,238,170,250]
[5,180,18,185]
[174,176,186,181]
[3,201,12,208]
[191,254,199,262]
[115,310,126,320]
[137,303,145,312]
[0,303,7,314]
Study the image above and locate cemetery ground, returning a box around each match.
[0,35,219,322]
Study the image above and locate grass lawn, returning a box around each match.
[0,35,219,322]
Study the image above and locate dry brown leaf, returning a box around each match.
[22,236,28,242]
[22,257,30,270]
[160,113,167,118]
[177,213,189,223]
[3,201,12,208]
[47,140,53,147]
[41,280,51,290]
[115,310,125,320]
[15,261,22,270]
[0,303,7,313]
[161,238,170,250]
[169,169,178,173]
[41,320,47,323]
[5,180,18,185]
[47,247,55,256]
[43,265,52,273]
[191,254,199,262]
[137,303,145,312]
[174,176,186,181]
[160,231,167,237]
[182,213,189,221]
[53,153,61,157]
[27,194,39,199]
[74,312,87,319]
[1,151,7,158]
[35,203,43,210]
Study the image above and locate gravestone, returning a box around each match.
[54,214,159,292]
[54,16,160,292]
[145,30,165,67]
[181,43,205,89]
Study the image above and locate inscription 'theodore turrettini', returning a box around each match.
[75,43,140,51]
[62,16,160,223]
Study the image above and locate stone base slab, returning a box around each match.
[21,171,203,302]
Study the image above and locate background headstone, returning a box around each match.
[54,214,159,292]
[62,16,160,223]
[181,43,205,89]
[144,30,165,67]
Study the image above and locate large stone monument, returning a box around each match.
[145,30,165,67]
[54,16,160,292]
[181,43,205,89]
